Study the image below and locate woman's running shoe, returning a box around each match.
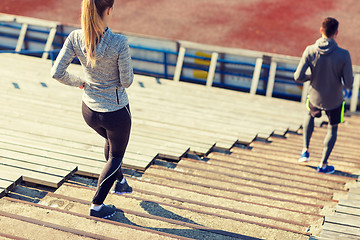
[90,204,117,219]
[111,179,133,195]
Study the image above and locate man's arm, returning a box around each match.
[342,50,353,89]
[294,47,311,83]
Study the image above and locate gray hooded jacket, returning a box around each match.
[51,28,133,112]
[294,37,353,110]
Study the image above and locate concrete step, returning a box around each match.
[128,170,321,216]
[231,144,357,182]
[264,134,360,155]
[251,125,360,169]
[251,137,360,158]
[55,182,311,239]
[0,197,184,240]
[0,213,95,240]
[0,232,27,240]
[38,191,240,240]
[208,151,349,192]
[141,165,326,231]
[177,158,337,200]
[237,149,359,178]
[145,164,334,209]
[245,126,360,177]
[249,141,360,168]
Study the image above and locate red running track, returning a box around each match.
[1,0,360,64]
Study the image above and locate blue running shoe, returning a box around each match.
[298,151,309,163]
[316,165,335,174]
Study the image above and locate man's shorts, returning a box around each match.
[306,97,345,125]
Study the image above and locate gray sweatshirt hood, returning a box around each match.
[315,37,338,55]
[95,28,111,58]
[81,28,111,60]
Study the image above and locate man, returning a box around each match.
[294,17,353,174]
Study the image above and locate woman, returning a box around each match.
[51,0,134,219]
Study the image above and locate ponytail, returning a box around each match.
[81,0,114,67]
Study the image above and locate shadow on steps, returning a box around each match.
[8,182,261,240]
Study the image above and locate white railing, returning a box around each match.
[1,13,359,113]
[0,13,58,59]
[174,40,360,113]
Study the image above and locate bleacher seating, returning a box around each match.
[0,52,359,239]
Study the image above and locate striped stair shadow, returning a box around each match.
[0,195,192,240]
[55,181,309,239]
[222,114,360,239]
[320,183,360,239]
[3,182,261,240]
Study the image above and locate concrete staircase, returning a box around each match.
[0,53,359,239]
[2,114,359,239]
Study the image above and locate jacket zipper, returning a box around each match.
[115,88,119,104]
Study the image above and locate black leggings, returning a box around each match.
[82,102,132,205]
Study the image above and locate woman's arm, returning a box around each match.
[51,32,85,87]
[118,37,134,88]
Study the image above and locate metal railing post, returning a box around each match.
[206,52,218,87]
[15,23,28,52]
[266,61,277,97]
[163,52,168,79]
[250,58,263,95]
[173,46,186,82]
[42,27,57,59]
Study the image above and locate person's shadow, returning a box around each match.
[109,200,262,240]
[9,184,261,239]
[140,200,200,225]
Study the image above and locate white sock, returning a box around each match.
[90,204,103,211]
[120,177,126,184]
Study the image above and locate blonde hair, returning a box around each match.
[81,0,114,67]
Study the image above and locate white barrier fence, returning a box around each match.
[174,40,360,112]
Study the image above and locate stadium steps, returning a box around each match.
[1,53,359,239]
[0,53,308,199]
[207,151,349,193]
[0,196,188,240]
[4,180,309,240]
[2,115,359,239]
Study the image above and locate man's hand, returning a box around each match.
[344,89,352,99]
